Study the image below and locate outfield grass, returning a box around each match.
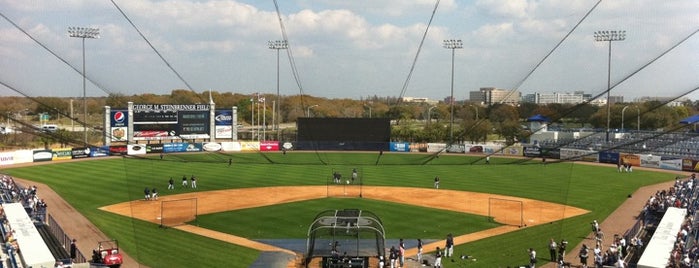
[2,152,678,267]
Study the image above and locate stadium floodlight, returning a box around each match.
[594,30,626,142]
[268,40,288,139]
[363,104,372,118]
[307,105,318,117]
[68,26,100,145]
[443,39,463,142]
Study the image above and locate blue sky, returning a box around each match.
[1,0,697,102]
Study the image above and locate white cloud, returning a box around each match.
[475,0,530,19]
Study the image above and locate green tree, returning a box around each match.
[498,119,523,145]
[105,93,129,108]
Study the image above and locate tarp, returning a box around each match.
[679,114,699,124]
[527,114,550,122]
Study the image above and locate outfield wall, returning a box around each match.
[0,142,697,172]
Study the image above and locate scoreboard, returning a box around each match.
[131,104,211,140]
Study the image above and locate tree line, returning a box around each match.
[0,90,696,146]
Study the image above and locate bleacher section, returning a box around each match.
[620,174,699,267]
[3,202,54,268]
[0,174,85,268]
[636,207,687,267]
[544,130,699,160]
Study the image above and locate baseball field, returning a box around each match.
[1,152,679,267]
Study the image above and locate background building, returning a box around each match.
[522,92,585,104]
[473,87,520,106]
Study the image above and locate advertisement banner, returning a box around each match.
[110,110,128,127]
[220,142,242,152]
[110,110,129,142]
[215,125,232,139]
[560,148,598,162]
[682,159,699,172]
[465,145,483,153]
[110,127,128,142]
[33,150,53,162]
[659,159,683,171]
[214,110,233,125]
[89,147,110,157]
[523,146,541,157]
[426,143,446,153]
[259,141,279,151]
[598,151,620,164]
[109,145,127,156]
[410,143,427,152]
[202,142,222,152]
[639,154,662,169]
[446,144,465,153]
[71,147,90,159]
[502,146,523,156]
[483,145,502,154]
[0,152,14,166]
[14,150,34,164]
[132,129,176,141]
[128,144,147,155]
[390,142,410,152]
[52,148,72,161]
[541,148,560,159]
[240,141,260,151]
[281,142,293,151]
[163,143,202,153]
[620,153,641,167]
[146,144,164,154]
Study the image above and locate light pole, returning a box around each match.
[307,105,318,117]
[268,40,287,140]
[251,97,255,140]
[594,30,626,142]
[635,106,640,131]
[469,104,479,120]
[427,106,437,127]
[621,105,641,132]
[443,39,462,142]
[68,26,99,145]
[621,105,629,132]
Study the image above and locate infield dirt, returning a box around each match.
[99,185,588,267]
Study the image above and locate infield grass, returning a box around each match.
[2,151,678,267]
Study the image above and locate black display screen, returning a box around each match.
[297,118,390,142]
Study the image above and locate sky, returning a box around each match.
[0,0,697,102]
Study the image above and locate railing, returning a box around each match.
[48,214,87,263]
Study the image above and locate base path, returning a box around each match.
[101,185,588,267]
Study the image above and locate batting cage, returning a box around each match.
[305,209,385,268]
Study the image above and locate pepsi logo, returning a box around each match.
[113,111,125,123]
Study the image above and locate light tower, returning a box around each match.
[268,40,288,140]
[68,26,100,145]
[594,30,626,142]
[443,39,463,142]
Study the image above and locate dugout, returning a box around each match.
[305,209,385,268]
